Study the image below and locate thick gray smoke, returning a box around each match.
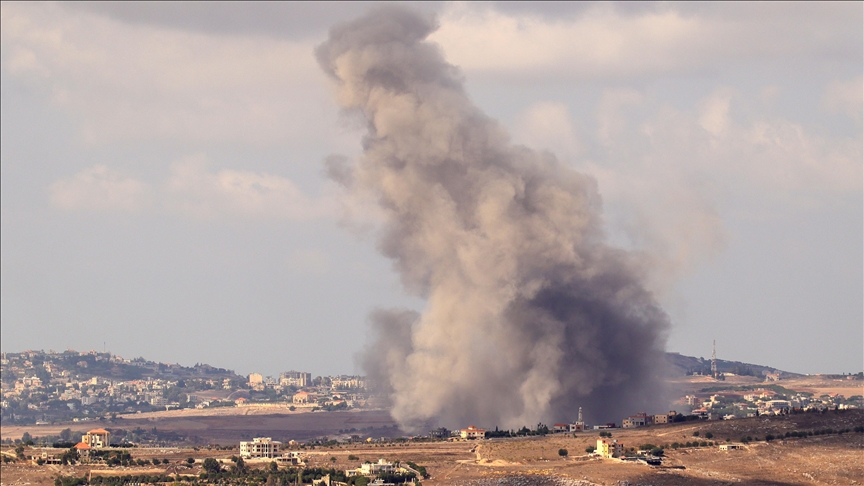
[317,6,669,429]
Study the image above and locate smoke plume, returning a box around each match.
[317,6,669,429]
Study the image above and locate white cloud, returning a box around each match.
[512,102,581,160]
[596,88,644,146]
[698,89,733,137]
[165,155,336,221]
[821,76,863,120]
[0,2,345,147]
[49,165,151,212]
[430,3,860,79]
[48,156,335,221]
[511,85,862,294]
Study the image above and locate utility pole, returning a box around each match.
[711,340,718,380]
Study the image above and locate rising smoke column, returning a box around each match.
[317,6,670,429]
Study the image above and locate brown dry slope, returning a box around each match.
[1,409,401,445]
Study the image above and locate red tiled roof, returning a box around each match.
[87,428,109,434]
[74,442,91,450]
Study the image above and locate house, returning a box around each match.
[293,391,311,404]
[622,412,652,428]
[553,423,569,434]
[719,444,745,451]
[569,422,585,432]
[276,451,305,466]
[460,426,486,440]
[347,458,396,477]
[596,439,624,458]
[81,428,110,448]
[240,437,282,459]
[73,442,92,459]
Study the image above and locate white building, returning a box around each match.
[240,437,282,459]
[460,426,486,439]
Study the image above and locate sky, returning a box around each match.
[1,2,861,378]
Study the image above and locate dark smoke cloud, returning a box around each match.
[318,6,669,429]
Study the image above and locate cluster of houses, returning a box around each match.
[1,350,376,426]
[681,388,859,420]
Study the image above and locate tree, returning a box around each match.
[585,446,596,453]
[231,457,247,474]
[202,458,221,474]
[558,448,568,457]
[187,457,195,464]
[704,432,713,439]
[60,428,72,442]
[21,432,32,443]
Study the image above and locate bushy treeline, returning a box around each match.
[485,424,550,438]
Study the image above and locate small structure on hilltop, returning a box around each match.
[719,443,745,451]
[240,437,282,459]
[460,425,486,440]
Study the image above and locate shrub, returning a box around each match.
[692,431,700,437]
[650,448,664,457]
[348,455,359,461]
[558,448,568,457]
[186,457,195,464]
[704,432,713,439]
[585,446,596,453]
[765,434,775,442]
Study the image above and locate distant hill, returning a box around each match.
[665,352,802,378]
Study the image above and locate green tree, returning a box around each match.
[558,448,568,457]
[202,458,221,474]
[187,457,195,464]
[60,428,72,442]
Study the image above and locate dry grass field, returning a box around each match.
[3,410,862,485]
[1,409,402,445]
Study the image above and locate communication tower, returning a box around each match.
[578,407,583,423]
[711,340,718,380]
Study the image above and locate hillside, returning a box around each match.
[665,352,804,378]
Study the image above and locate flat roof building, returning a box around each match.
[240,437,282,459]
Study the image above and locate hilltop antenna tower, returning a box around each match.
[711,340,718,379]
[578,407,583,423]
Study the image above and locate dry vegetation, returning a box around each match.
[3,410,862,485]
